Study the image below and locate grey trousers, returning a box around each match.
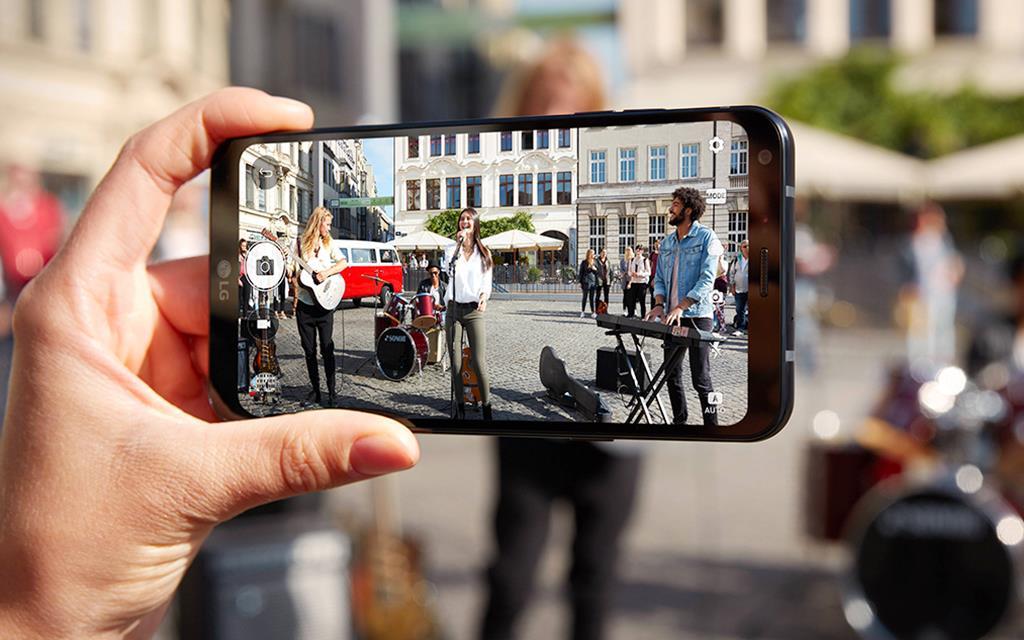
[446,303,492,406]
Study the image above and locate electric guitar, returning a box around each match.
[261,229,346,310]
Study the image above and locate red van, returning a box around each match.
[334,240,404,306]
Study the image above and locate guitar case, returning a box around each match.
[539,346,612,423]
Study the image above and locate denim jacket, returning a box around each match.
[652,220,723,319]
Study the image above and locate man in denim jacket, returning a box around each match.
[646,186,723,426]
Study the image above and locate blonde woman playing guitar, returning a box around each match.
[293,206,348,407]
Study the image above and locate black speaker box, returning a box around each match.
[595,346,647,392]
[177,513,351,640]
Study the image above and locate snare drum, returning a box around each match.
[374,311,399,341]
[412,293,437,330]
[376,325,428,381]
[844,475,1022,640]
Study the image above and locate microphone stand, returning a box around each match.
[449,233,462,421]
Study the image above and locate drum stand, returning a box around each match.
[352,276,387,377]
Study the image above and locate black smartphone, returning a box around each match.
[208,107,794,441]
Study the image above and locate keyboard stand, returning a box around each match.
[607,330,676,425]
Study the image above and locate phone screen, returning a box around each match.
[234,120,753,427]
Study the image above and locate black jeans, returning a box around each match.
[580,285,596,313]
[295,301,336,393]
[598,284,610,306]
[665,316,718,426]
[626,283,647,318]
[480,438,641,640]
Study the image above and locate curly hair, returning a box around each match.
[671,186,706,222]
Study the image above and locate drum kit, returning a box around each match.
[372,291,445,382]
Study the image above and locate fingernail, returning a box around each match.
[350,432,419,477]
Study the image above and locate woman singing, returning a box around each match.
[445,207,494,420]
[295,206,347,407]
[578,248,598,318]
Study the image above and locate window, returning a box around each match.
[290,185,297,215]
[767,0,806,42]
[686,0,724,47]
[446,177,461,208]
[618,217,636,258]
[466,176,482,208]
[556,171,572,205]
[680,143,699,178]
[649,215,666,244]
[499,174,514,206]
[521,131,534,151]
[430,135,441,156]
[380,248,397,263]
[730,139,748,175]
[406,179,420,211]
[537,172,552,205]
[590,150,607,184]
[351,248,374,264]
[849,0,891,41]
[426,178,440,209]
[589,217,606,253]
[649,146,667,181]
[935,0,977,36]
[558,128,571,148]
[728,212,748,254]
[245,165,255,207]
[444,134,456,156]
[500,131,513,152]
[257,180,265,211]
[619,148,636,182]
[467,133,480,154]
[536,129,549,149]
[407,136,419,158]
[518,174,533,206]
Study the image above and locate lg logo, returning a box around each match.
[217,260,231,301]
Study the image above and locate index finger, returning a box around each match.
[65,88,314,271]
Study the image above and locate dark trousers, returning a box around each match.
[733,291,748,330]
[665,316,718,426]
[597,284,610,306]
[481,438,641,640]
[239,281,253,314]
[273,279,287,312]
[295,301,336,393]
[580,286,596,313]
[626,283,647,318]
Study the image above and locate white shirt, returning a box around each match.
[444,244,492,304]
[296,236,344,307]
[628,255,650,285]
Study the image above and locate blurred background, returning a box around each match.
[3,1,1024,639]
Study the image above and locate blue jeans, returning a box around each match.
[734,292,748,330]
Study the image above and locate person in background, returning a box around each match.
[712,252,730,334]
[417,260,447,320]
[619,245,634,315]
[627,244,650,318]
[793,199,834,374]
[648,244,660,309]
[596,248,611,310]
[579,248,599,319]
[419,252,429,269]
[730,240,750,334]
[481,38,643,640]
[238,238,253,314]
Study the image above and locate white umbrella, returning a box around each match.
[482,230,564,282]
[926,134,1024,200]
[392,229,456,251]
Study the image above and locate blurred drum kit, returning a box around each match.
[807,362,1024,640]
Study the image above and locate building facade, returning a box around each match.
[576,122,749,260]
[394,129,579,264]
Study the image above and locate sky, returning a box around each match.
[361,137,395,223]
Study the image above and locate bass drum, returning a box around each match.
[843,474,1023,640]
[376,326,428,381]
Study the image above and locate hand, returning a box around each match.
[315,270,326,284]
[478,299,487,313]
[0,88,419,639]
[645,305,664,323]
[665,300,691,325]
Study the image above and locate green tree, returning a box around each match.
[424,209,535,239]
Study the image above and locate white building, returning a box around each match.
[577,122,749,259]
[238,142,304,241]
[394,129,578,264]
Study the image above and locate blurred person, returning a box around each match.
[647,187,722,427]
[793,200,834,374]
[729,240,750,333]
[712,252,730,334]
[579,248,599,318]
[595,248,611,309]
[263,213,293,319]
[648,243,660,309]
[899,201,964,373]
[480,38,642,640]
[0,88,419,640]
[295,206,348,407]
[445,207,494,420]
[419,252,429,269]
[238,237,253,314]
[619,245,633,314]
[626,244,650,318]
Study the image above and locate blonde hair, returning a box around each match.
[585,248,595,268]
[492,37,607,117]
[300,206,332,260]
[624,246,634,262]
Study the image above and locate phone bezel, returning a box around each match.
[209,106,794,442]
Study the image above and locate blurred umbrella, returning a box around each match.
[790,121,925,202]
[482,230,563,283]
[392,229,455,252]
[926,134,1024,200]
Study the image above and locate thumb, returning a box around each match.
[194,410,419,520]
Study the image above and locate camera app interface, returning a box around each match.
[235,121,750,427]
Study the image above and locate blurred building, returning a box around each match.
[0,0,229,218]
[577,122,749,259]
[394,128,577,264]
[618,0,1024,110]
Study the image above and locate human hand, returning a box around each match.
[0,88,419,640]
[478,299,487,313]
[644,305,664,323]
[665,301,689,325]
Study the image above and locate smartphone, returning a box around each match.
[208,107,794,441]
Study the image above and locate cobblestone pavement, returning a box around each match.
[240,298,748,426]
